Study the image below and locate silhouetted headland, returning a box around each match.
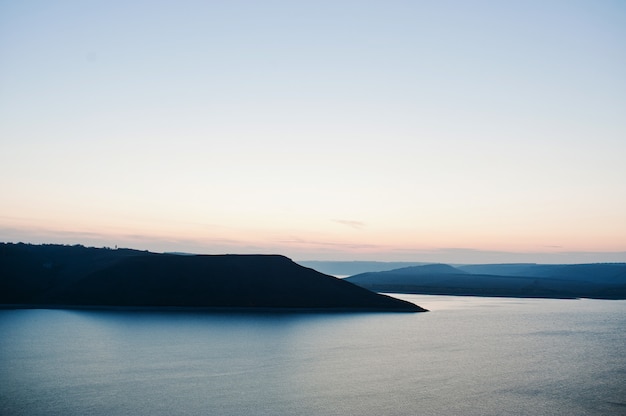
[345,263,626,299]
[0,243,426,312]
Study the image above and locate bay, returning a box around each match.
[1,295,625,415]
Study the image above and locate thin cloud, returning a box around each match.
[332,219,365,229]
[278,236,381,250]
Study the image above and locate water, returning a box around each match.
[1,295,625,416]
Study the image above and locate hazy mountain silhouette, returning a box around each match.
[346,262,626,299]
[0,243,425,312]
[381,263,468,275]
[456,263,626,282]
[297,261,430,276]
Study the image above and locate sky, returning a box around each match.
[1,0,625,263]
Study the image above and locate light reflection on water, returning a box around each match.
[1,295,625,416]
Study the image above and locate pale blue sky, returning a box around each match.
[1,1,625,262]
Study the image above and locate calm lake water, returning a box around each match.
[1,295,625,416]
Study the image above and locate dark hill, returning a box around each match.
[457,263,626,283]
[456,263,538,276]
[383,263,467,275]
[0,243,425,312]
[346,262,626,299]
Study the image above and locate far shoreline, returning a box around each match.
[380,292,626,301]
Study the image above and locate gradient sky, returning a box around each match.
[1,1,625,263]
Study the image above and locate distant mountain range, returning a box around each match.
[345,262,626,299]
[0,243,425,312]
[297,261,431,276]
